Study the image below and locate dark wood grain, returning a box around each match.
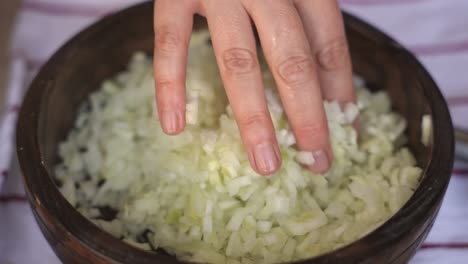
[16,1,454,264]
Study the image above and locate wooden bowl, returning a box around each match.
[16,2,454,263]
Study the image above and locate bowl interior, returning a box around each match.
[17,2,454,264]
[37,16,433,169]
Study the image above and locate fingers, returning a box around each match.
[294,0,355,104]
[243,0,332,173]
[202,0,281,175]
[153,1,197,135]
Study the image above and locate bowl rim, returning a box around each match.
[16,1,454,263]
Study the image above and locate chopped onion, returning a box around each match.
[56,30,423,264]
[295,151,315,166]
[421,114,432,147]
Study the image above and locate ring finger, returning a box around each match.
[243,0,333,173]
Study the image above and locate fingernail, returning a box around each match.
[310,150,330,174]
[253,143,279,175]
[161,110,181,135]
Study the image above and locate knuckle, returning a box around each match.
[222,48,258,77]
[155,87,183,111]
[316,37,349,71]
[295,122,328,139]
[155,79,173,92]
[155,79,182,106]
[241,112,271,131]
[154,80,173,108]
[155,25,180,54]
[277,54,315,87]
[154,78,185,110]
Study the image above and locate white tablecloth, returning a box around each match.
[1,0,468,263]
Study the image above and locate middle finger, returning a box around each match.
[243,0,333,173]
[202,0,281,176]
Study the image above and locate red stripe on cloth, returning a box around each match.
[411,41,468,56]
[447,96,468,106]
[9,104,21,112]
[0,194,27,203]
[22,0,115,17]
[420,243,468,250]
[340,0,427,5]
[10,51,46,69]
[1,170,8,180]
[453,168,468,176]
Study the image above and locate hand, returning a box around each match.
[153,0,355,176]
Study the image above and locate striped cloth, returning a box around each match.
[1,0,467,263]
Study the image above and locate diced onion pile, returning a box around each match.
[56,31,422,264]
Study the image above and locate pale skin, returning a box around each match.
[153,0,355,176]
